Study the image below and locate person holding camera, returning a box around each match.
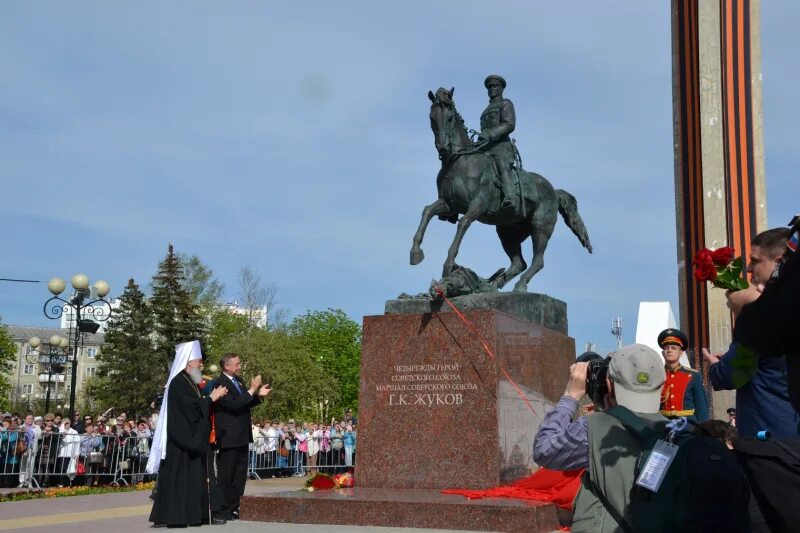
[533,345,668,532]
[657,328,709,422]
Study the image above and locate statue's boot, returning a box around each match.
[499,166,517,211]
[527,172,538,205]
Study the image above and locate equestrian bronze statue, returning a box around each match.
[409,81,592,293]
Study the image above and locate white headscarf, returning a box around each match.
[146,340,203,474]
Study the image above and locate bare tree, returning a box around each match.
[237,266,286,327]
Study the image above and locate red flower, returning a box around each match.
[692,248,718,282]
[710,246,735,267]
[310,475,336,490]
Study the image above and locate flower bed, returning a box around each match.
[0,481,155,502]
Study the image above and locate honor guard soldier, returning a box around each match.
[657,328,709,421]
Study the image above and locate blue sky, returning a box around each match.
[1,2,797,355]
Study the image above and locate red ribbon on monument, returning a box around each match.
[433,286,537,415]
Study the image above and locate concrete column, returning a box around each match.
[749,0,767,231]
[671,0,766,419]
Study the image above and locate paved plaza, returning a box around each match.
[0,478,481,533]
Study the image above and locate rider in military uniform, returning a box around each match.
[657,328,709,422]
[476,75,519,211]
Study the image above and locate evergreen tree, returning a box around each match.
[0,318,16,412]
[150,244,205,374]
[90,279,158,417]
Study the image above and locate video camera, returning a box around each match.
[578,351,610,408]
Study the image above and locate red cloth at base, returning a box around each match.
[442,467,584,511]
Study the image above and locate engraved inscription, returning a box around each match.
[379,363,477,406]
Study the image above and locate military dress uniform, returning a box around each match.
[657,329,710,422]
[479,75,518,209]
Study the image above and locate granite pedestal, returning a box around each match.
[240,487,560,532]
[242,295,575,532]
[385,292,568,335]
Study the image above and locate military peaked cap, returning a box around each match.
[657,328,689,350]
[484,74,507,88]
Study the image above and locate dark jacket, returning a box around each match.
[709,342,800,438]
[213,373,260,449]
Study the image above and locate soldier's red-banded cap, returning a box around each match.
[484,75,506,88]
[657,328,689,350]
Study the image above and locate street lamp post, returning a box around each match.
[26,335,69,414]
[43,275,112,421]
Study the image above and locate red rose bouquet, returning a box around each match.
[692,246,749,290]
[306,473,336,490]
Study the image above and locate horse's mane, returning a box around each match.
[434,88,469,138]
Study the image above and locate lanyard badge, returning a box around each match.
[635,417,686,492]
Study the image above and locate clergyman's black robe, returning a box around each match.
[149,371,212,526]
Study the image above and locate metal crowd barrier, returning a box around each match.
[1,430,356,488]
[247,434,356,480]
[0,430,154,489]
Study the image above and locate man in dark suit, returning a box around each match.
[214,353,271,520]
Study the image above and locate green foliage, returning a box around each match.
[89,278,159,418]
[219,328,339,422]
[206,308,251,362]
[0,318,16,412]
[179,253,225,309]
[150,244,205,376]
[712,256,750,291]
[289,309,361,413]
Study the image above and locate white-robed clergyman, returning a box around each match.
[148,340,227,528]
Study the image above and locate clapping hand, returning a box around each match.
[258,384,272,397]
[702,348,721,366]
[249,374,263,392]
[210,386,228,402]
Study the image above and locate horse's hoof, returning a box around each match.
[512,283,528,293]
[490,276,506,290]
[410,249,425,265]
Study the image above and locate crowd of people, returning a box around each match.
[533,225,800,533]
[248,417,357,478]
[6,224,797,531]
[0,408,357,490]
[0,409,154,488]
[142,343,362,526]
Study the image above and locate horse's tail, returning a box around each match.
[556,190,593,253]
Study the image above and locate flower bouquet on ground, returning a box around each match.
[333,472,354,488]
[305,473,336,491]
[693,246,749,291]
[303,472,354,491]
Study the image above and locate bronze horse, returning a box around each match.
[410,87,592,292]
